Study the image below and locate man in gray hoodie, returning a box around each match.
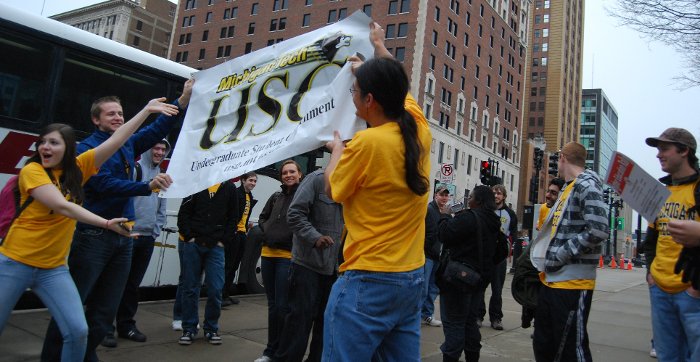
[275,169,344,362]
[102,140,170,347]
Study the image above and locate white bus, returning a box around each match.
[1,3,325,308]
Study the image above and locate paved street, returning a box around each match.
[1,267,654,361]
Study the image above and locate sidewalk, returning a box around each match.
[0,267,654,361]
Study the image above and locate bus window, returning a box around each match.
[54,52,169,138]
[0,31,51,126]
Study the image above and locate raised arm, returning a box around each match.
[93,97,179,168]
[30,184,132,236]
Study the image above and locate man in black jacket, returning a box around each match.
[422,185,450,327]
[222,172,258,306]
[478,184,518,330]
[176,182,239,345]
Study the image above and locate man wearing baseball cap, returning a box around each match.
[644,127,700,361]
[421,185,451,327]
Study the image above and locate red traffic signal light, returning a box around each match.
[481,160,490,170]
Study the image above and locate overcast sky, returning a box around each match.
[4,0,699,179]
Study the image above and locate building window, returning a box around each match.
[270,19,278,31]
[386,24,396,38]
[397,22,408,37]
[273,0,289,11]
[388,0,398,15]
[185,0,196,10]
[363,4,372,16]
[400,0,410,13]
[227,26,234,37]
[306,0,312,5]
[251,3,259,15]
[435,6,441,22]
[181,51,189,62]
[199,48,206,60]
[132,36,140,46]
[136,20,143,31]
[395,47,405,61]
[302,14,311,27]
[328,9,337,23]
[206,12,212,23]
[438,142,445,163]
[248,22,255,34]
[338,8,347,20]
[202,30,209,41]
[245,42,253,54]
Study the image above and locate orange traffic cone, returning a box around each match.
[598,255,604,268]
[609,257,617,269]
[627,261,633,270]
[619,256,625,269]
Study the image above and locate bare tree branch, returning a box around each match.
[608,0,700,87]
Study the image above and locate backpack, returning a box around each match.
[0,176,34,245]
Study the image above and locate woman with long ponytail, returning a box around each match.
[322,22,431,361]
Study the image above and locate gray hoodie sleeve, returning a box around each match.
[287,171,325,247]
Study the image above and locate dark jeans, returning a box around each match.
[223,232,246,299]
[181,242,224,334]
[173,240,185,321]
[440,286,485,362]
[112,236,155,334]
[479,259,507,322]
[261,256,291,358]
[275,263,336,362]
[41,227,133,362]
[533,286,593,362]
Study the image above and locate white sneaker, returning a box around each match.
[172,320,182,331]
[254,356,272,362]
[423,316,442,327]
[650,347,657,358]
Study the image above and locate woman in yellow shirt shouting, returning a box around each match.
[0,98,177,361]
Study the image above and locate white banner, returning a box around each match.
[162,11,373,198]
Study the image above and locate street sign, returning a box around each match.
[439,163,454,183]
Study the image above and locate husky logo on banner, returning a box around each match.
[163,11,373,198]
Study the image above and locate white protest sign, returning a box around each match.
[604,151,670,222]
[162,11,373,198]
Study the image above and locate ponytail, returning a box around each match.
[397,110,428,195]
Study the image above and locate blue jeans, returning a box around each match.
[649,284,700,361]
[42,227,132,362]
[261,256,291,357]
[173,240,185,321]
[322,268,423,362]
[181,242,224,334]
[0,253,88,361]
[422,257,440,319]
[114,236,155,334]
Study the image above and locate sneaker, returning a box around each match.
[205,331,222,345]
[491,320,504,330]
[254,356,273,362]
[650,339,657,358]
[100,333,117,348]
[422,316,442,327]
[172,320,182,331]
[120,328,147,342]
[178,331,194,345]
[476,319,483,328]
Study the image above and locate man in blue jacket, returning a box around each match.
[42,79,193,362]
[102,139,171,347]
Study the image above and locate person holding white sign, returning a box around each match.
[322,22,431,362]
[643,127,700,361]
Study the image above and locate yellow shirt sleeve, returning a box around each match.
[77,149,99,184]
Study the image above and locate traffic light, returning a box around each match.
[603,188,610,203]
[480,160,491,185]
[534,148,544,170]
[548,153,559,176]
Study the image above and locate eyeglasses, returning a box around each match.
[349,86,357,95]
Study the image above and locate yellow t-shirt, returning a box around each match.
[330,93,431,273]
[543,178,595,290]
[650,180,700,293]
[237,193,251,232]
[0,149,98,268]
[536,203,550,231]
[261,246,292,259]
